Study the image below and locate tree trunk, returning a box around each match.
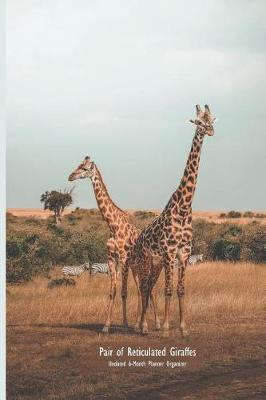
[54,212,61,225]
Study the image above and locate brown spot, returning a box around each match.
[190,165,195,173]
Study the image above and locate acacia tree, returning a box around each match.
[40,188,74,224]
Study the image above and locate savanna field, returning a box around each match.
[6,209,266,399]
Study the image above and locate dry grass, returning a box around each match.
[7,262,265,329]
[7,262,266,400]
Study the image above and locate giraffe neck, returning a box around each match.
[91,165,126,230]
[165,128,205,215]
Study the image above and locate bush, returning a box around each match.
[243,211,254,218]
[62,232,107,265]
[212,239,241,262]
[6,248,51,284]
[47,223,67,236]
[246,229,266,263]
[48,278,76,289]
[6,234,52,283]
[6,210,266,284]
[219,213,227,218]
[255,213,265,219]
[227,210,242,218]
[68,213,82,222]
[224,225,242,237]
[44,230,107,266]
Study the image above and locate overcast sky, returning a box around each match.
[7,0,266,210]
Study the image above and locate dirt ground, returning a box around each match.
[7,319,266,399]
[7,263,266,400]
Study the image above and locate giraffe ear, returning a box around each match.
[189,119,196,124]
[84,156,90,161]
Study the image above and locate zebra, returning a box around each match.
[89,263,109,276]
[175,254,203,267]
[62,262,90,277]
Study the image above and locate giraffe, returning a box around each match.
[122,104,216,337]
[68,157,161,332]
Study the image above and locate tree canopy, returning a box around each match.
[40,189,74,223]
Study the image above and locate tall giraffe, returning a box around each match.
[122,105,216,336]
[68,157,160,332]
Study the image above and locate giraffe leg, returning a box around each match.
[132,272,142,330]
[134,265,161,331]
[121,260,130,330]
[150,291,161,331]
[102,256,117,333]
[162,258,174,337]
[140,280,150,335]
[177,259,189,338]
[148,265,163,330]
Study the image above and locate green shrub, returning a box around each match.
[212,239,241,262]
[255,213,265,219]
[68,213,82,222]
[7,237,24,259]
[219,213,227,218]
[6,247,51,283]
[47,223,66,235]
[6,210,266,284]
[227,210,242,218]
[243,211,254,218]
[246,229,266,263]
[224,225,242,237]
[6,234,51,283]
[60,232,107,265]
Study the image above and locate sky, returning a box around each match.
[7,0,266,211]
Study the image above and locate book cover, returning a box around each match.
[5,2,266,399]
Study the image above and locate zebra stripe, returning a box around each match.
[175,254,203,267]
[62,263,90,277]
[90,263,109,275]
[188,254,203,265]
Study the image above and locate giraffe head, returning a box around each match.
[189,104,216,136]
[68,156,97,181]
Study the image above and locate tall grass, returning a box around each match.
[7,262,266,331]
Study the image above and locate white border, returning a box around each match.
[0,0,6,398]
